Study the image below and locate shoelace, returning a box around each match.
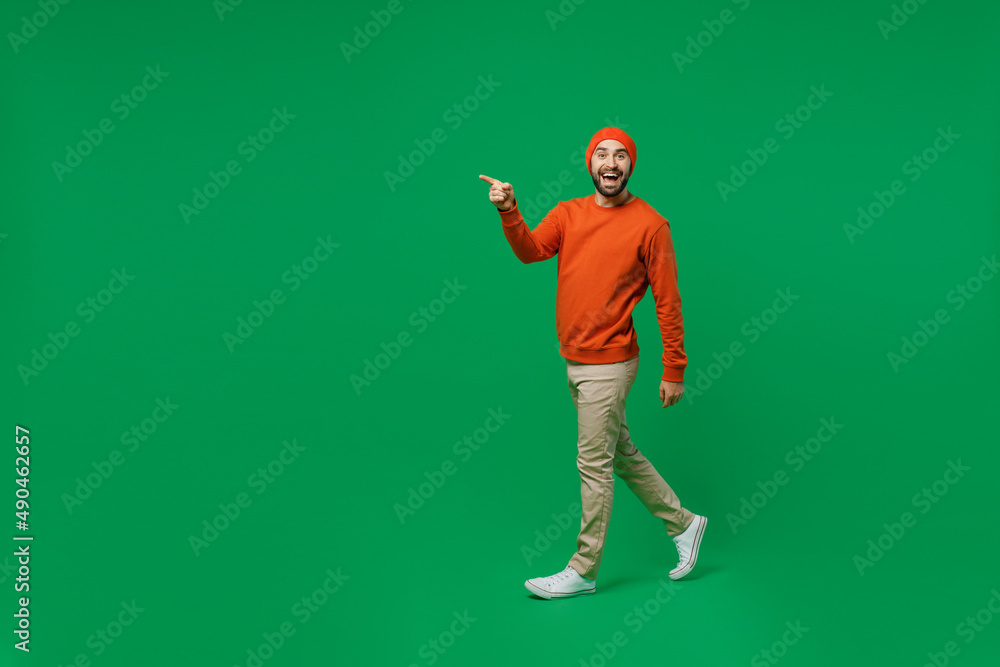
[674,538,688,557]
[545,567,576,584]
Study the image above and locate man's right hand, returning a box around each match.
[479,174,515,211]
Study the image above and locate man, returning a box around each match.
[478,126,707,600]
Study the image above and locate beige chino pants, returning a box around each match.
[565,354,694,580]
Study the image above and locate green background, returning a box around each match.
[3,0,999,665]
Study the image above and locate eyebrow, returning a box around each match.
[595,146,627,153]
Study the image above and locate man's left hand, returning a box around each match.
[659,380,684,407]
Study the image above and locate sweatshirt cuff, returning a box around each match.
[498,199,521,225]
[661,366,685,383]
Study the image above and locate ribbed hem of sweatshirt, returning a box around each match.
[560,343,686,383]
[560,341,639,367]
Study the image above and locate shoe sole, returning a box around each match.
[524,580,596,600]
[668,515,707,581]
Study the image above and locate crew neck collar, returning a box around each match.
[589,194,641,210]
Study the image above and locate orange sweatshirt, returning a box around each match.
[499,194,687,383]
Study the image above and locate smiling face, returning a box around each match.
[590,140,632,197]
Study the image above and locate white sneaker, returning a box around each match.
[669,514,707,580]
[524,566,596,599]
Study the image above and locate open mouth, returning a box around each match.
[601,172,621,185]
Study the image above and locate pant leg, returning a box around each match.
[566,357,632,580]
[613,364,694,536]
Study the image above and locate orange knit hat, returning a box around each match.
[585,127,636,175]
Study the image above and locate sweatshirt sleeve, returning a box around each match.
[644,222,687,383]
[497,199,562,263]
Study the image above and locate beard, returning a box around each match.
[591,168,629,197]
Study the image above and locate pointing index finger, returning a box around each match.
[479,174,500,185]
